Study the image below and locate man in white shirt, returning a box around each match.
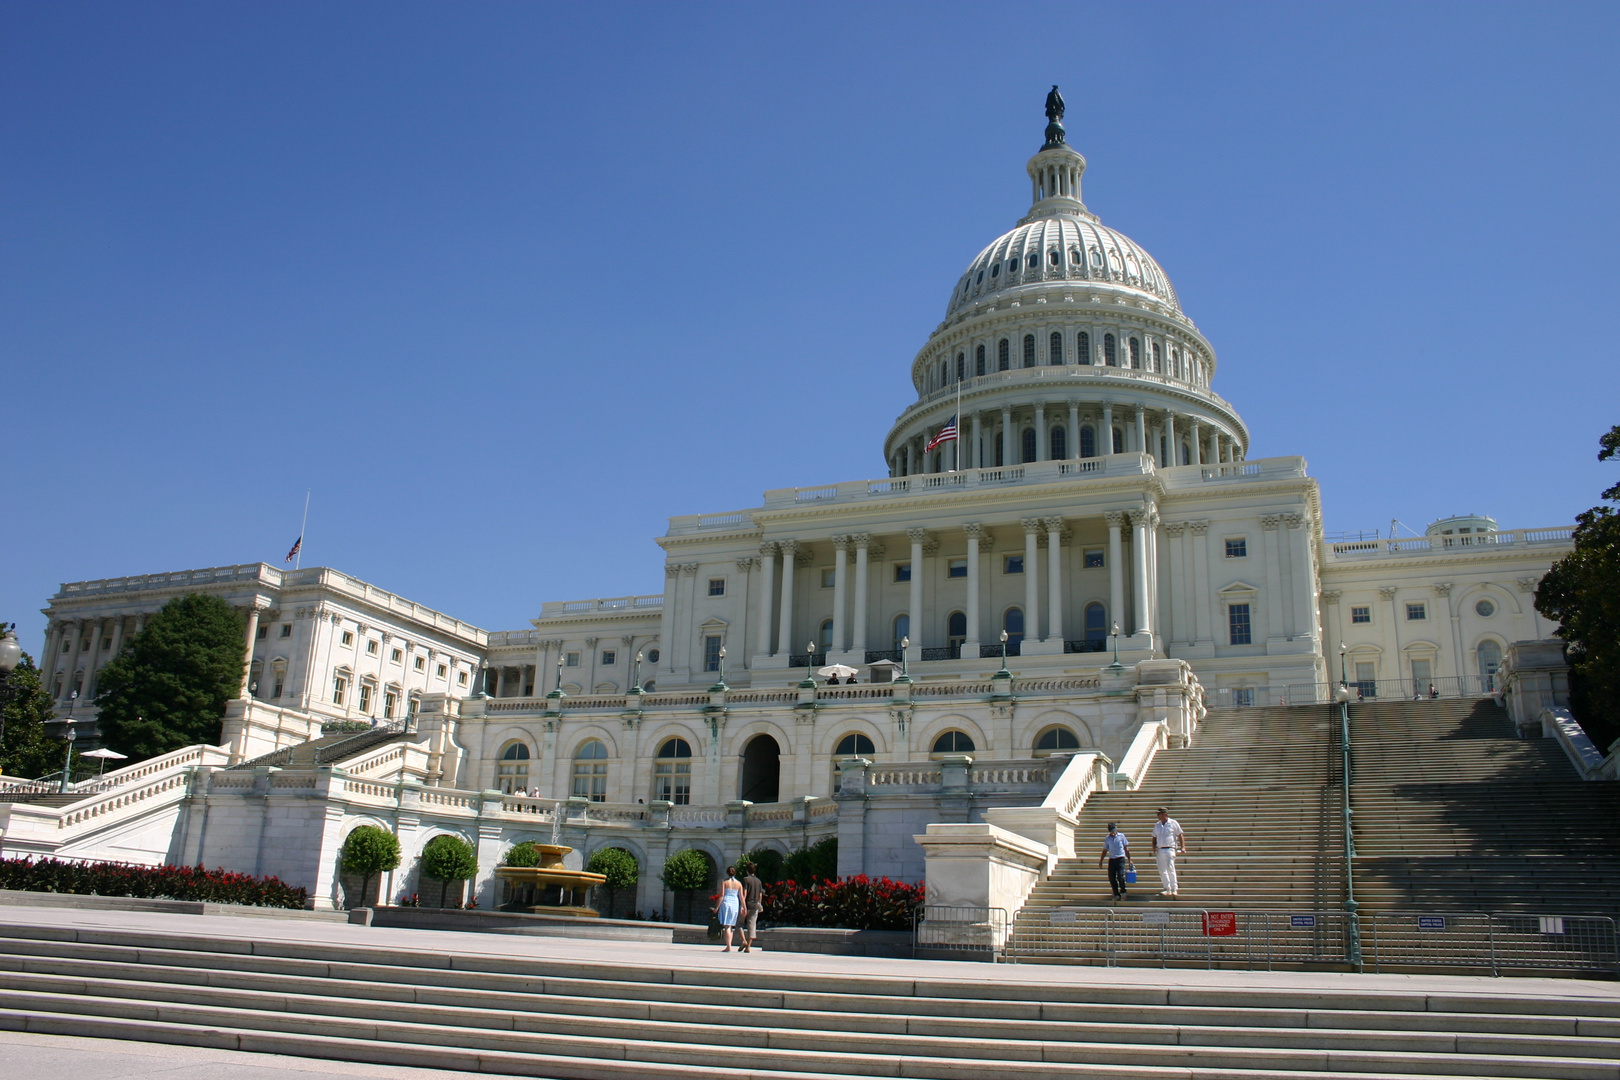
[1097,822,1132,900]
[1150,807,1187,897]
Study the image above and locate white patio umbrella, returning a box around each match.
[816,664,859,680]
[80,747,128,778]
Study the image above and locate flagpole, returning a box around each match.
[295,489,310,570]
[955,374,963,471]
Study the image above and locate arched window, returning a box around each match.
[1023,334,1036,368]
[1112,427,1124,454]
[933,730,975,754]
[819,619,833,650]
[998,338,1010,370]
[1049,332,1063,365]
[1477,640,1503,691]
[893,614,910,651]
[955,353,964,381]
[1151,341,1161,373]
[1050,426,1067,460]
[497,741,531,794]
[1080,425,1096,458]
[947,610,967,657]
[1085,602,1107,644]
[994,431,1003,467]
[1104,333,1117,366]
[836,732,876,756]
[975,344,986,376]
[1173,349,1183,379]
[1021,427,1037,463]
[572,738,608,802]
[1129,337,1141,369]
[1180,442,1191,466]
[1078,331,1091,364]
[655,737,692,804]
[1035,727,1081,753]
[1004,607,1025,649]
[1027,252,1039,269]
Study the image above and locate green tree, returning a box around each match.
[502,841,542,867]
[93,594,245,761]
[340,825,401,908]
[1536,423,1620,749]
[587,846,638,916]
[659,848,713,923]
[746,846,785,885]
[1,646,60,779]
[781,836,838,883]
[419,833,478,908]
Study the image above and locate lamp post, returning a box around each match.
[708,645,728,693]
[1107,621,1123,672]
[799,642,817,689]
[0,624,23,752]
[997,629,1010,678]
[631,651,644,695]
[1339,643,1348,688]
[899,636,911,681]
[57,697,77,794]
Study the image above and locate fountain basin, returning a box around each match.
[495,844,606,916]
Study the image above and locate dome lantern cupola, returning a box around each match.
[1020,86,1091,226]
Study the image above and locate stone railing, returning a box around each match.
[538,594,664,618]
[56,563,279,598]
[1540,708,1618,781]
[982,751,1112,862]
[282,568,485,642]
[1114,720,1167,790]
[94,744,231,789]
[58,770,195,830]
[757,455,1157,512]
[1327,527,1573,561]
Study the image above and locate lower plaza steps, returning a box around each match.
[1,915,1618,1080]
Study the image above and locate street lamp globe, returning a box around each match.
[0,626,22,676]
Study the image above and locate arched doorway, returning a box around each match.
[739,734,781,804]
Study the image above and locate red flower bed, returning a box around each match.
[760,874,923,931]
[0,856,308,909]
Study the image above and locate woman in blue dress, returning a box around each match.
[716,865,745,952]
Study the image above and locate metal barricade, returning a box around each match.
[1007,908,1352,969]
[1371,912,1619,975]
[912,905,1010,961]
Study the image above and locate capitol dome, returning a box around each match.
[946,217,1181,319]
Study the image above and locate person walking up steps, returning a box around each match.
[716,866,745,952]
[1151,807,1186,897]
[739,865,763,953]
[1098,822,1132,900]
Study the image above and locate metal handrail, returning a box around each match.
[1336,684,1362,971]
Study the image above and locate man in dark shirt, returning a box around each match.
[740,867,764,952]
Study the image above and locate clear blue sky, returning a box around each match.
[5,2,1617,648]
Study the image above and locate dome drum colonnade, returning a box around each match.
[884,107,1247,480]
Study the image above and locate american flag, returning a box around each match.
[925,414,958,452]
[284,536,302,563]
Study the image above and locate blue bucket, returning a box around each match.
[1125,865,1137,885]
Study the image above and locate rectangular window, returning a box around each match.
[1350,606,1371,624]
[1405,602,1427,621]
[358,684,372,713]
[457,671,468,686]
[280,624,292,638]
[1233,687,1255,708]
[341,631,354,646]
[1004,555,1024,575]
[894,563,911,583]
[256,626,268,640]
[601,650,616,666]
[704,635,722,672]
[437,663,447,678]
[821,568,836,588]
[391,648,403,663]
[1411,658,1433,694]
[1355,661,1377,698]
[366,640,378,655]
[415,657,425,671]
[1228,603,1252,645]
[655,761,691,805]
[708,578,725,596]
[1083,548,1104,568]
[566,652,581,667]
[572,761,607,802]
[272,677,284,698]
[1225,537,1247,558]
[332,676,346,706]
[383,692,397,719]
[947,558,967,578]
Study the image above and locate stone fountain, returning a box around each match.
[494,844,607,917]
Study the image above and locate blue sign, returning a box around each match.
[1290,915,1316,928]
[1418,916,1446,930]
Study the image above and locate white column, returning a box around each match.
[831,536,850,652]
[903,442,913,476]
[1288,514,1316,644]
[239,609,261,699]
[1021,520,1041,641]
[1034,402,1047,462]
[1164,523,1186,646]
[1045,517,1064,642]
[851,535,870,655]
[1130,510,1152,636]
[1261,516,1285,643]
[59,621,83,702]
[1148,511,1162,639]
[964,524,982,652]
[971,412,983,469]
[1068,402,1081,459]
[1192,521,1213,645]
[1105,512,1126,634]
[906,529,926,660]
[660,563,682,670]
[777,541,797,658]
[1135,406,1147,455]
[1000,406,1013,466]
[1189,419,1202,466]
[1165,413,1177,466]
[40,622,65,689]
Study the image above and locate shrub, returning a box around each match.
[419,834,478,908]
[747,847,785,885]
[587,846,638,917]
[0,857,308,908]
[659,848,714,923]
[781,836,837,883]
[761,874,923,931]
[340,825,400,908]
[503,841,542,867]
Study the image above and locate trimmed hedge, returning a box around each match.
[0,857,308,909]
[761,873,923,931]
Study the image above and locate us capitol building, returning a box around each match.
[13,96,1575,912]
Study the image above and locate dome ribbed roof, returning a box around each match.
[945,217,1181,319]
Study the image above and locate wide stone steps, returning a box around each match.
[1,923,1617,1080]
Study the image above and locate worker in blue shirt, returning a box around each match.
[1097,822,1133,900]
